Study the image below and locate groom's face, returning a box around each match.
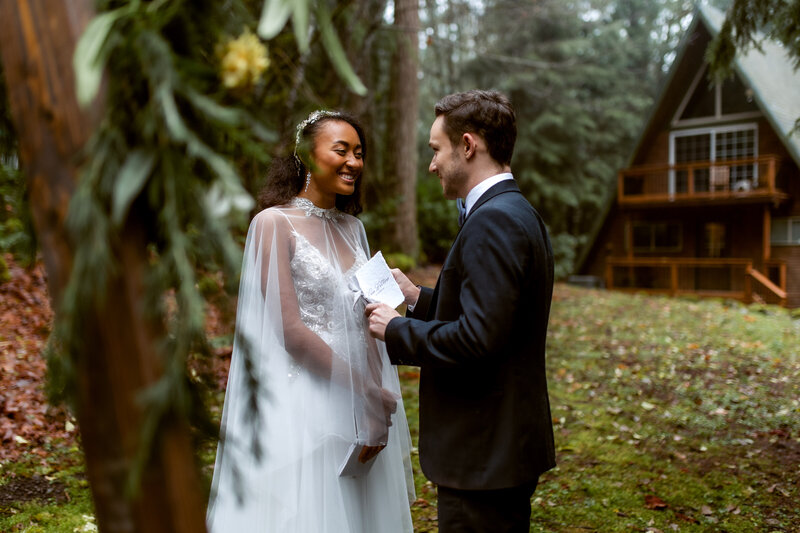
[428,116,468,200]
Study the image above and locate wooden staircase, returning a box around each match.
[746,266,787,306]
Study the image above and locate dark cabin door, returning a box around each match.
[696,221,731,291]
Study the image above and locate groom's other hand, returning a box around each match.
[365,303,400,341]
[391,268,420,307]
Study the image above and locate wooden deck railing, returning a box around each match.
[605,257,787,306]
[618,155,784,205]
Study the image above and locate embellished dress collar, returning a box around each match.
[290,197,343,220]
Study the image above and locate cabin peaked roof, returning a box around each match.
[699,4,800,166]
[630,3,800,168]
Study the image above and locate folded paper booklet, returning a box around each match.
[338,442,378,478]
[354,251,405,308]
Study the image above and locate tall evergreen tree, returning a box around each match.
[419,0,693,275]
[384,0,421,258]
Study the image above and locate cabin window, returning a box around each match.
[721,75,757,115]
[771,217,800,246]
[716,129,757,185]
[677,66,759,122]
[631,222,682,253]
[674,133,711,164]
[670,124,758,193]
[680,72,715,120]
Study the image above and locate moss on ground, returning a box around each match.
[2,283,798,532]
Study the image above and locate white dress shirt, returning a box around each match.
[463,172,514,216]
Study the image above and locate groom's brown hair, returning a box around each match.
[434,90,516,166]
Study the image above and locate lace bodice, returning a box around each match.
[290,232,365,339]
[286,197,367,354]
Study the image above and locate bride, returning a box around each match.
[206,111,414,532]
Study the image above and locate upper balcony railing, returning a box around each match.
[618,155,785,206]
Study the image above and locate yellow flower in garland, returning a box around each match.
[219,29,269,89]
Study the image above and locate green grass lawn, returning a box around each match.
[530,285,799,532]
[2,283,798,531]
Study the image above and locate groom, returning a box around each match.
[366,90,556,532]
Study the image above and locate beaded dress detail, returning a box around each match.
[287,197,366,379]
[290,196,345,220]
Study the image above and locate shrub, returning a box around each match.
[384,252,416,271]
[0,162,36,264]
[416,177,458,264]
[0,253,9,283]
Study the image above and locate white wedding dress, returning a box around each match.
[207,197,414,533]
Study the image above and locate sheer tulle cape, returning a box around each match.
[207,200,414,532]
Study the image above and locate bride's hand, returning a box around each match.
[380,387,398,422]
[362,387,397,444]
[358,444,386,464]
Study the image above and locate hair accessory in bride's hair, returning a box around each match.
[294,110,344,156]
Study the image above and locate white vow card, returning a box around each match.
[338,442,378,478]
[354,251,405,308]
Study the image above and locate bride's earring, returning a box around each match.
[305,172,311,192]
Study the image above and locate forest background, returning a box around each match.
[2,0,721,279]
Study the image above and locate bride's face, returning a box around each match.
[309,120,363,201]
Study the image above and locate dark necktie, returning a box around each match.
[457,198,466,227]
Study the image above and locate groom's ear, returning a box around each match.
[462,133,478,160]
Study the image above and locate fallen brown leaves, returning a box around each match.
[0,254,76,463]
[644,494,702,524]
[644,494,668,510]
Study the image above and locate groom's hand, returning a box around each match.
[365,303,400,341]
[391,268,420,307]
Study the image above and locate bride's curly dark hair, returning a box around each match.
[258,111,366,215]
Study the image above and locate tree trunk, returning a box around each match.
[384,0,420,258]
[0,2,207,532]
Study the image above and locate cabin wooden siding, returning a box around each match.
[774,151,800,216]
[633,129,669,168]
[770,148,800,306]
[771,247,800,307]
[581,215,625,279]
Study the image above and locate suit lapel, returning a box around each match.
[467,178,522,219]
[435,179,523,294]
[453,179,521,238]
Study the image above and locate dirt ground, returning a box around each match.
[0,475,68,506]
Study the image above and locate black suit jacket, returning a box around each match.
[385,179,556,490]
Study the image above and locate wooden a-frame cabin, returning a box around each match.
[577,4,800,307]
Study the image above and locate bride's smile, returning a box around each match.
[300,120,363,208]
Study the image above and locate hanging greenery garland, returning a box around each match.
[39,0,367,492]
[46,0,275,486]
